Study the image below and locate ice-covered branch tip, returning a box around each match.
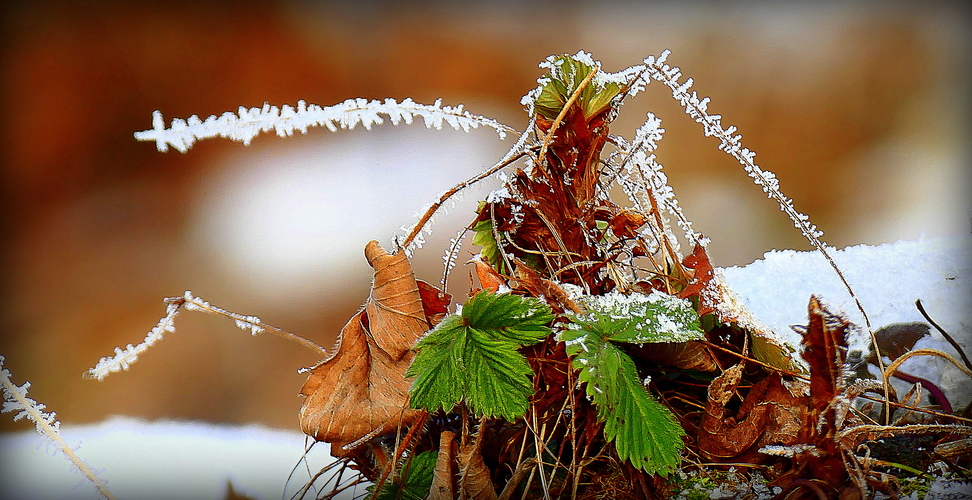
[2,356,116,499]
[639,49,875,338]
[85,291,325,382]
[134,98,517,153]
[640,50,824,246]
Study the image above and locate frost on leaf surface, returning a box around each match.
[568,291,704,344]
[558,326,686,475]
[407,290,552,421]
[557,290,702,475]
[530,51,624,120]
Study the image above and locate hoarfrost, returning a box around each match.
[135,98,516,154]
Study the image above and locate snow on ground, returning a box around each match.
[1,236,969,499]
[0,416,348,500]
[721,234,972,410]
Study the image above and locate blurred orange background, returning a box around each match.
[1,1,969,433]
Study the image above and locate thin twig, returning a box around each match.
[536,68,597,170]
[916,299,972,371]
[178,292,326,354]
[699,340,808,381]
[401,119,533,251]
[884,348,972,383]
[0,362,116,500]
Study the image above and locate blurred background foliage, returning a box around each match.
[1,1,969,433]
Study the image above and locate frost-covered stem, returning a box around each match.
[1,357,116,500]
[536,67,596,167]
[178,291,326,355]
[400,151,526,252]
[85,299,182,381]
[135,98,517,153]
[441,227,470,290]
[86,291,324,381]
[398,120,534,253]
[642,50,884,393]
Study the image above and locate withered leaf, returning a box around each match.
[429,430,457,500]
[629,341,717,372]
[793,296,852,486]
[697,363,808,460]
[872,322,930,361]
[472,255,507,293]
[458,431,498,500]
[801,295,850,417]
[299,241,448,453]
[677,243,714,315]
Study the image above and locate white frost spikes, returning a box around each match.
[2,356,116,499]
[85,291,325,382]
[640,50,823,247]
[134,98,516,153]
[85,295,182,381]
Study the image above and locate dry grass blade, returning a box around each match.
[883,348,972,385]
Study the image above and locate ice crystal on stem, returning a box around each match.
[86,291,324,381]
[134,98,516,153]
[85,297,181,381]
[640,50,822,246]
[638,50,873,337]
[2,356,116,499]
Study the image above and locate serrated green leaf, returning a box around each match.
[460,290,553,343]
[570,291,704,344]
[368,450,437,500]
[559,290,700,475]
[562,329,685,475]
[464,328,536,419]
[408,290,553,420]
[406,315,465,414]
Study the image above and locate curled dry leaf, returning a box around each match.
[429,431,457,500]
[458,429,498,500]
[298,241,450,453]
[697,363,808,460]
[471,255,507,293]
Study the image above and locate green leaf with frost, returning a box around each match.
[559,291,702,475]
[570,291,704,344]
[408,290,553,420]
[368,450,436,500]
[534,55,622,121]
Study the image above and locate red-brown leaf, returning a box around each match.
[298,241,440,454]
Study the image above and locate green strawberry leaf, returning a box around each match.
[368,450,437,500]
[559,290,702,475]
[408,290,553,420]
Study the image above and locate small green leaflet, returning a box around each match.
[407,290,553,421]
[471,218,506,274]
[368,451,436,500]
[559,291,704,475]
[534,55,622,121]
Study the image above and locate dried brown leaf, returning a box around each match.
[429,431,457,500]
[298,241,443,453]
[458,430,498,500]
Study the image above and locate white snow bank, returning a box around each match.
[0,416,345,500]
[721,235,972,411]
